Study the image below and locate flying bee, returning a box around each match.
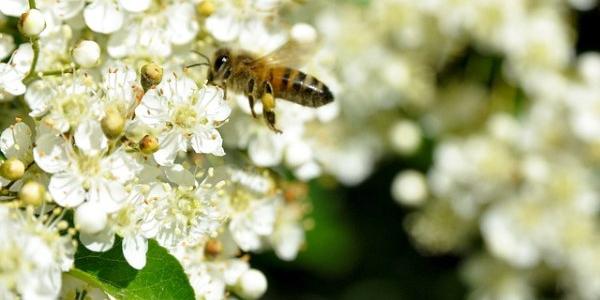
[188,41,334,133]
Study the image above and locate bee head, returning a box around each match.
[208,48,232,84]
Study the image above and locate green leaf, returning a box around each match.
[72,238,195,300]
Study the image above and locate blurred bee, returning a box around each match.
[188,41,334,133]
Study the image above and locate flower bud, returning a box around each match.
[141,63,163,92]
[197,1,215,17]
[389,120,422,155]
[391,170,427,206]
[139,134,159,154]
[75,202,107,234]
[72,40,101,68]
[0,158,25,181]
[204,239,223,258]
[291,23,317,44]
[18,9,46,37]
[19,181,46,206]
[235,269,267,300]
[101,109,125,139]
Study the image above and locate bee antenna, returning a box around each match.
[191,50,211,64]
[185,63,210,69]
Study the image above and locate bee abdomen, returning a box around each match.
[271,68,334,108]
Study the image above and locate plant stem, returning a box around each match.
[25,38,39,80]
[24,0,39,82]
[23,67,77,84]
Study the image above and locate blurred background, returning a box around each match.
[251,1,600,299]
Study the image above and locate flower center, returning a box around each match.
[57,94,88,128]
[172,105,199,130]
[173,188,202,227]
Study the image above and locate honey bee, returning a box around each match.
[189,41,334,133]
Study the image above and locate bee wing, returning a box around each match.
[250,39,316,69]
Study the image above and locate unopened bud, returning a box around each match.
[101,109,125,139]
[19,181,46,206]
[1,158,25,181]
[197,1,215,17]
[75,202,107,234]
[139,134,159,154]
[18,9,46,37]
[235,269,267,300]
[72,40,101,68]
[204,239,222,258]
[141,63,163,92]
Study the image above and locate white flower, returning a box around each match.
[135,74,230,166]
[228,195,279,252]
[106,2,197,58]
[79,186,150,269]
[25,74,101,133]
[0,205,75,300]
[205,0,286,53]
[0,43,33,101]
[33,121,141,213]
[140,183,223,249]
[269,199,305,261]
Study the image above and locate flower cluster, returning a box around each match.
[0,0,315,299]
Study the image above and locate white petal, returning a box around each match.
[12,43,34,75]
[167,2,198,45]
[248,131,284,167]
[191,128,225,156]
[196,86,230,122]
[135,90,169,126]
[0,122,32,162]
[80,227,115,252]
[105,149,141,183]
[159,73,196,102]
[154,131,187,166]
[272,224,304,261]
[205,9,240,42]
[34,134,69,173]
[119,0,151,13]
[84,0,124,34]
[24,79,54,117]
[123,235,148,270]
[0,64,26,96]
[163,164,195,187]
[51,0,85,20]
[0,0,27,16]
[74,120,108,156]
[106,24,136,58]
[88,178,127,213]
[229,218,261,251]
[49,172,85,207]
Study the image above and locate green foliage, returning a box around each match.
[294,181,359,277]
[73,238,194,300]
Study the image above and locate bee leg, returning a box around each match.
[246,79,257,118]
[261,82,281,133]
[248,95,257,118]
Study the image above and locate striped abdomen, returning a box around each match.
[269,67,334,107]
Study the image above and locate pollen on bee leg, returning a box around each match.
[261,93,275,110]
